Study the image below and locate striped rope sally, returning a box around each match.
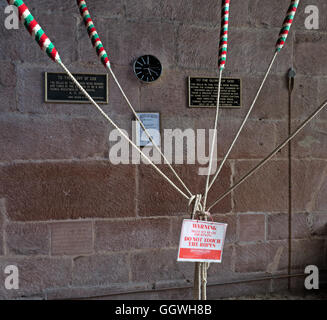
[77,0,110,68]
[218,0,230,70]
[7,0,61,63]
[276,0,300,52]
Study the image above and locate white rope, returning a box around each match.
[207,99,327,211]
[107,65,193,198]
[208,51,279,192]
[58,61,190,201]
[203,69,223,211]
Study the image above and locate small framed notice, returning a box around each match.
[177,219,227,263]
[135,112,161,147]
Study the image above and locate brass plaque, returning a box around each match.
[45,72,108,104]
[188,77,242,108]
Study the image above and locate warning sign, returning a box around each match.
[177,219,227,263]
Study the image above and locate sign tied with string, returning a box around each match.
[177,219,227,263]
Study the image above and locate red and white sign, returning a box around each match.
[177,219,227,263]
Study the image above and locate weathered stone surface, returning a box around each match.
[234,160,288,213]
[0,199,4,256]
[0,62,17,113]
[291,212,327,239]
[138,163,232,217]
[235,241,288,274]
[292,76,320,121]
[207,244,234,280]
[22,12,78,64]
[130,248,193,283]
[294,32,327,76]
[6,223,50,256]
[212,214,237,244]
[249,0,293,28]
[15,63,116,118]
[74,0,123,18]
[0,257,72,298]
[95,218,171,252]
[291,239,326,270]
[79,19,176,68]
[51,221,93,256]
[238,213,266,242]
[207,280,270,299]
[247,29,293,75]
[0,114,110,161]
[0,161,136,221]
[126,0,221,26]
[293,0,327,32]
[292,120,327,159]
[268,213,289,241]
[292,160,327,213]
[177,25,218,70]
[0,18,26,62]
[72,253,129,286]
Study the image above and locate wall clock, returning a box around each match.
[133,55,162,83]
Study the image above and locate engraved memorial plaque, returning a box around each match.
[188,77,242,108]
[45,72,108,103]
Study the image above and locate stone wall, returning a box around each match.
[0,0,326,299]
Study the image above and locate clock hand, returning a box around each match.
[149,69,158,76]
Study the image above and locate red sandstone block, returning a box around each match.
[268,213,289,241]
[0,257,72,297]
[0,22,25,62]
[235,241,288,274]
[291,239,326,270]
[15,64,112,117]
[72,253,129,286]
[246,29,293,74]
[292,120,327,159]
[6,223,50,256]
[126,0,222,26]
[22,12,77,64]
[0,115,110,161]
[177,25,220,70]
[130,248,194,283]
[207,244,234,280]
[249,0,292,28]
[292,212,313,239]
[238,213,266,242]
[291,76,320,121]
[267,240,289,273]
[233,160,288,213]
[293,0,327,31]
[51,221,93,256]
[138,163,232,217]
[0,200,3,256]
[0,61,16,112]
[0,161,136,221]
[207,280,269,299]
[0,62,16,87]
[94,218,171,252]
[294,33,327,76]
[211,214,237,244]
[291,160,327,213]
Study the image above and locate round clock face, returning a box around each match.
[133,55,162,83]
